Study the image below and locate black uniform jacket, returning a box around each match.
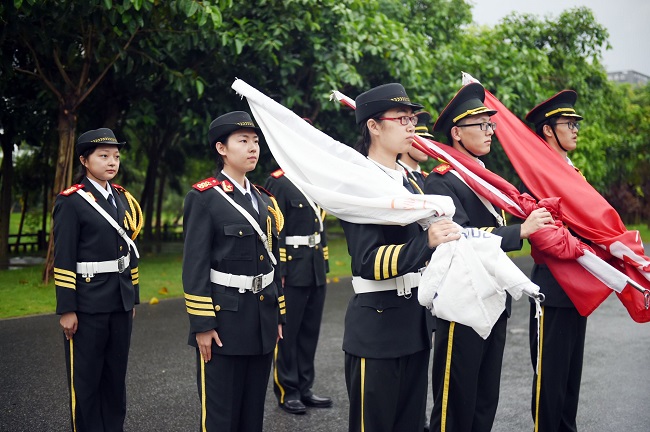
[520,185,579,308]
[53,178,140,315]
[340,211,434,359]
[424,164,523,314]
[182,174,285,356]
[264,170,328,287]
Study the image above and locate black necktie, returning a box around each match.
[107,194,118,220]
[245,192,258,214]
[402,176,415,194]
[412,171,425,188]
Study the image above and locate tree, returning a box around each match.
[2,0,226,280]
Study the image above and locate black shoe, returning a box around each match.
[301,394,333,408]
[279,399,307,415]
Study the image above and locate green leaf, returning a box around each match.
[104,0,112,9]
[195,79,204,98]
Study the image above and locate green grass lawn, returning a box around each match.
[2,223,648,320]
[0,236,352,320]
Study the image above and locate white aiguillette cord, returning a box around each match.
[212,186,277,265]
[75,190,140,258]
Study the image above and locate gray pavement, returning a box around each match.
[1,256,650,431]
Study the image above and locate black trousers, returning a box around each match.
[196,350,273,432]
[345,349,430,432]
[273,283,326,403]
[429,312,507,432]
[529,305,587,432]
[64,310,133,432]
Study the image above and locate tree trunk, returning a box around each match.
[15,191,28,247]
[0,133,14,269]
[155,169,166,242]
[141,154,159,243]
[42,106,77,283]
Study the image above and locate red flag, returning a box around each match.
[484,90,650,323]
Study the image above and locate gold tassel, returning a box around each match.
[266,196,284,233]
[122,189,144,240]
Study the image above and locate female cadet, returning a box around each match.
[341,84,461,432]
[182,111,285,432]
[54,127,143,431]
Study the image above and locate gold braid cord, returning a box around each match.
[266,217,273,252]
[121,189,144,240]
[267,196,284,233]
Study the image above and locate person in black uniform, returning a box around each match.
[424,83,554,432]
[54,128,143,432]
[265,161,332,415]
[525,91,587,432]
[182,111,285,432]
[342,83,461,432]
[397,110,432,193]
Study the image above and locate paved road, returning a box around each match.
[2,256,650,431]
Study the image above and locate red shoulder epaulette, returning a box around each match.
[112,183,126,195]
[433,164,452,175]
[271,169,285,179]
[193,177,219,192]
[254,185,275,199]
[60,184,84,196]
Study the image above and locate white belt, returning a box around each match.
[210,269,274,294]
[285,233,321,247]
[76,254,130,278]
[352,272,421,297]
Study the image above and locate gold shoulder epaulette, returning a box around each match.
[271,168,285,179]
[193,177,219,192]
[60,184,84,196]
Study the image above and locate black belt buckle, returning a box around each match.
[252,274,264,293]
[117,257,125,273]
[308,234,316,247]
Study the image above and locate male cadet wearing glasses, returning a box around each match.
[524,91,587,432]
[264,145,333,415]
[423,83,553,432]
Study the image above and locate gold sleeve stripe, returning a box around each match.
[382,245,396,279]
[55,274,77,284]
[280,309,286,315]
[184,293,212,303]
[131,267,139,275]
[185,301,215,310]
[390,244,405,277]
[278,295,285,302]
[279,301,286,309]
[479,227,495,233]
[54,267,76,278]
[374,245,387,280]
[132,278,139,285]
[56,282,77,290]
[279,248,287,253]
[186,308,216,317]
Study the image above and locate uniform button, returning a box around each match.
[299,203,303,208]
[315,245,319,250]
[259,295,264,301]
[214,305,221,312]
[288,256,293,261]
[85,277,91,283]
[314,218,318,222]
[239,231,243,236]
[376,309,383,313]
[119,246,123,251]
[260,255,264,261]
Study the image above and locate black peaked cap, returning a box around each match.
[76,128,125,156]
[433,83,497,135]
[355,83,423,124]
[525,90,583,128]
[209,111,262,147]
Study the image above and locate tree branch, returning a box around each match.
[75,29,139,109]
[52,46,75,90]
[78,24,93,93]
[17,35,64,104]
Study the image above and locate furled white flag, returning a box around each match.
[231,79,455,228]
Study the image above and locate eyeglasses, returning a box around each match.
[378,115,419,126]
[555,121,580,130]
[456,121,497,132]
